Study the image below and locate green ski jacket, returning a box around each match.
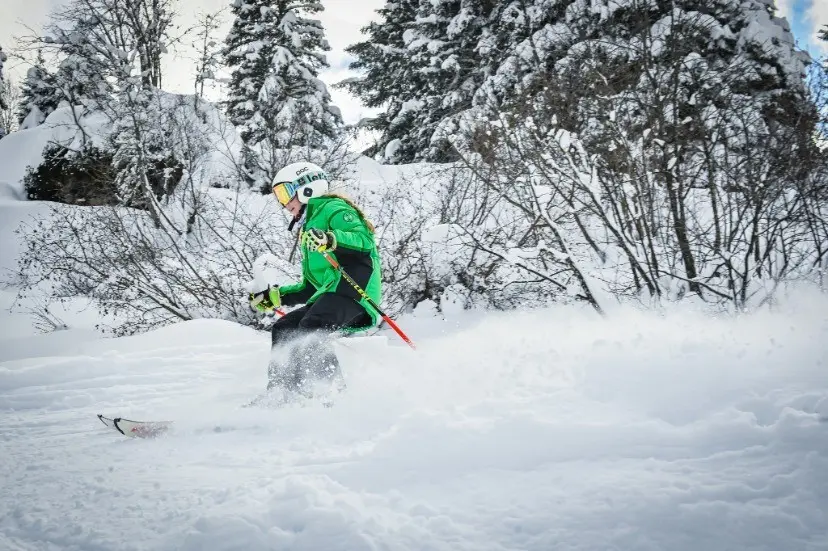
[278,196,382,328]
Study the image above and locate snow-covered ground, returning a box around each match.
[2,234,827,550]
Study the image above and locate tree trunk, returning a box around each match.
[664,170,700,294]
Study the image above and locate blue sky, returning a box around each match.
[779,0,827,57]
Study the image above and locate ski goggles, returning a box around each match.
[272,171,328,206]
[272,180,301,206]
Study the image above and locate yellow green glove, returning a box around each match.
[248,286,281,313]
[301,228,336,252]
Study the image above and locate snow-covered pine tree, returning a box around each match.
[255,2,341,150]
[222,0,277,141]
[343,0,495,163]
[408,0,494,162]
[223,0,340,146]
[341,0,422,117]
[340,0,428,162]
[471,0,572,114]
[17,52,62,129]
[479,0,812,137]
[0,45,7,137]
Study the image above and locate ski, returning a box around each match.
[97,414,172,439]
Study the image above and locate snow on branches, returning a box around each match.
[223,0,342,190]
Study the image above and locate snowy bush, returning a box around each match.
[15,187,299,336]
[361,164,464,312]
[23,143,118,205]
[354,160,579,315]
[13,153,458,334]
[445,80,828,311]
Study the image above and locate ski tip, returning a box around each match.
[98,413,173,439]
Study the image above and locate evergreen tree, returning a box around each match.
[478,0,812,132]
[405,0,493,162]
[222,0,277,140]
[340,0,425,161]
[255,3,341,149]
[344,0,496,163]
[347,0,813,166]
[472,0,571,110]
[342,0,422,113]
[0,45,7,137]
[18,52,62,129]
[222,0,341,152]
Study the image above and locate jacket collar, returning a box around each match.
[304,195,332,219]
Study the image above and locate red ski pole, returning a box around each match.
[321,251,416,350]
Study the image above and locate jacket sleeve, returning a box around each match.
[326,208,375,300]
[278,280,314,306]
[328,209,375,252]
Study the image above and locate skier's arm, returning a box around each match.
[328,210,374,252]
[278,280,314,306]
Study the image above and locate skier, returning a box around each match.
[248,161,382,399]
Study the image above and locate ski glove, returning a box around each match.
[301,228,336,253]
[248,286,281,313]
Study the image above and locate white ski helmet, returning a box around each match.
[271,161,329,205]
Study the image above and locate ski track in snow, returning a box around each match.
[1,298,828,551]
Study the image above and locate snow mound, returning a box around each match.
[0,106,110,199]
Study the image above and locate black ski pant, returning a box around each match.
[267,293,372,393]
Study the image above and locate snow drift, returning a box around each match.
[0,287,826,550]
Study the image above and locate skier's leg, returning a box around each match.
[291,294,372,393]
[284,333,340,397]
[267,306,308,391]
